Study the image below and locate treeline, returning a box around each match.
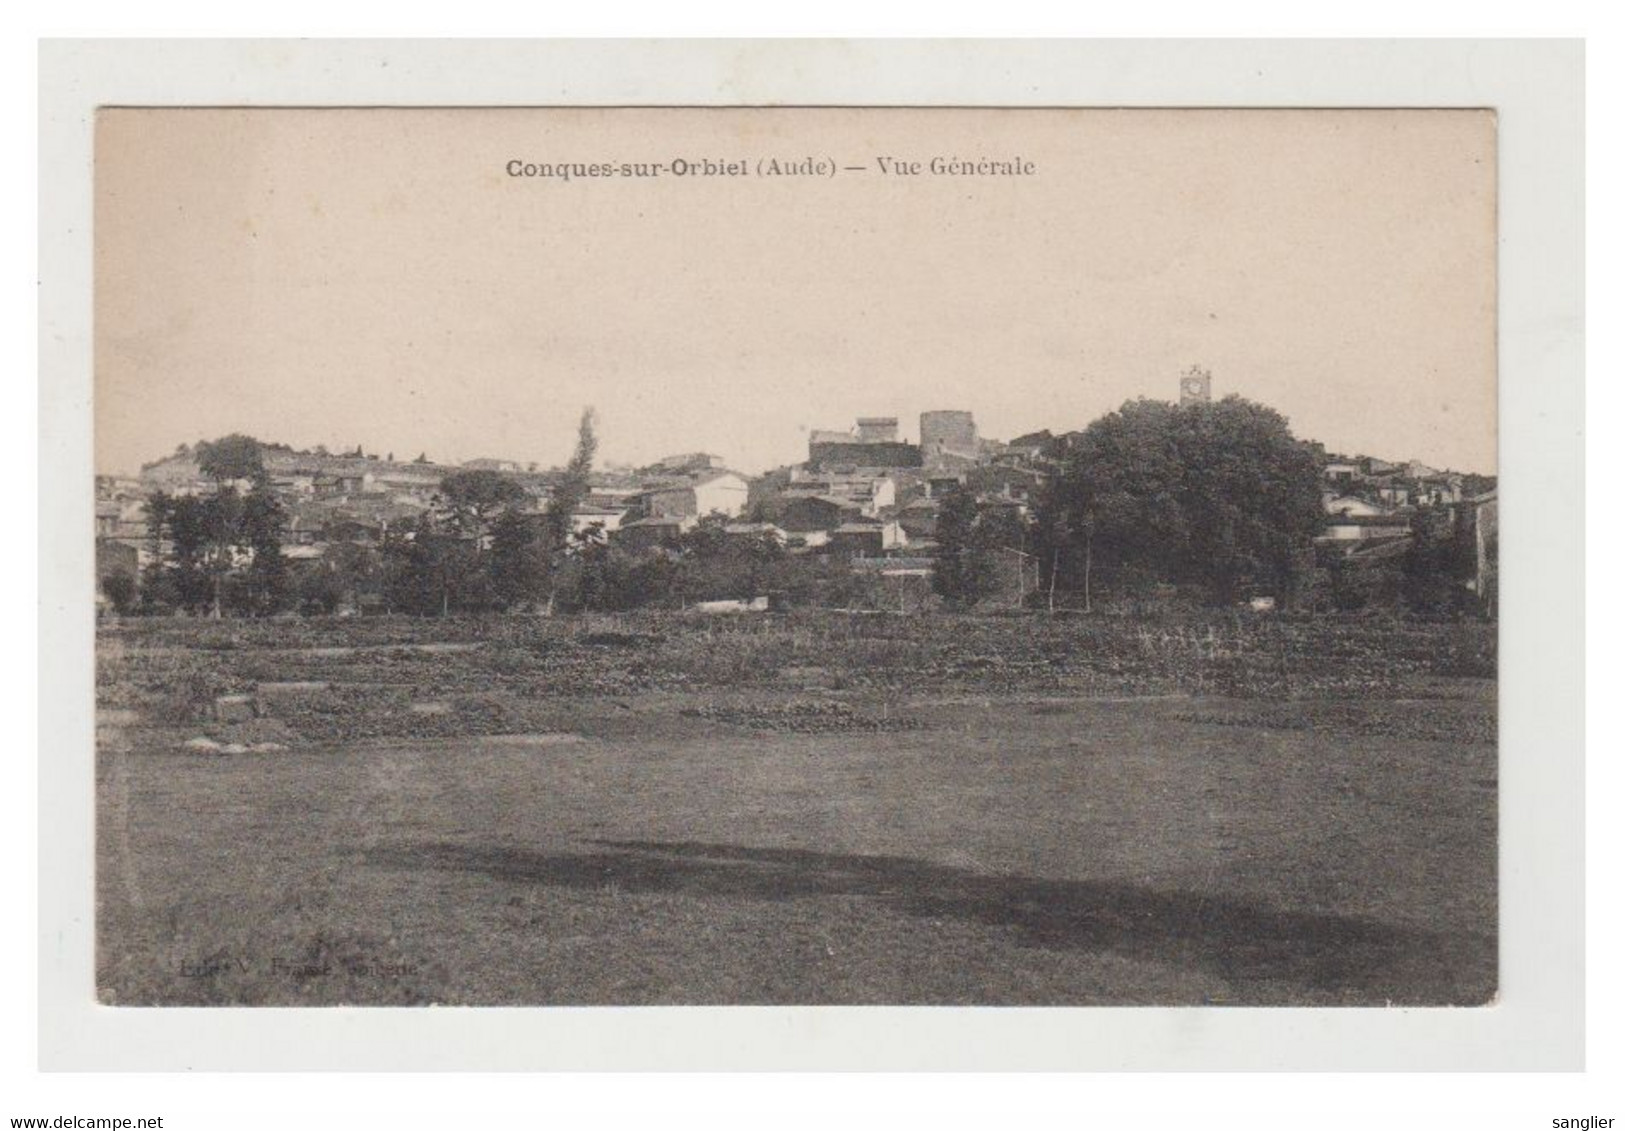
[367,513,873,617]
[133,507,908,619]
[134,435,290,617]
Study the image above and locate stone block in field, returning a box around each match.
[255,681,335,712]
[476,733,585,749]
[213,694,256,723]
[257,680,332,697]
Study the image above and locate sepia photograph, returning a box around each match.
[91,105,1500,1009]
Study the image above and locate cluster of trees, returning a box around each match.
[1398,507,1481,615]
[292,512,880,618]
[137,434,289,616]
[1315,507,1482,616]
[1031,397,1327,610]
[931,490,1027,609]
[369,411,604,615]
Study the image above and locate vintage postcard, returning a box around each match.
[93,106,1498,1008]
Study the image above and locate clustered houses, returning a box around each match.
[97,445,762,581]
[1315,455,1474,540]
[94,479,146,590]
[95,476,160,580]
[96,410,1050,603]
[602,411,1048,570]
[1313,452,1497,598]
[97,449,498,581]
[744,410,1051,564]
[609,459,753,548]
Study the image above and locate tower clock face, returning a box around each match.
[1183,378,1202,395]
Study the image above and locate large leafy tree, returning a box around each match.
[436,469,527,540]
[139,491,175,610]
[555,537,640,612]
[1169,397,1325,606]
[195,433,269,486]
[99,572,137,615]
[1035,399,1188,611]
[293,541,375,615]
[1036,396,1323,608]
[432,469,527,612]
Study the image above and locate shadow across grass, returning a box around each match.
[367,838,1494,1005]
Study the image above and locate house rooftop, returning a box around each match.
[622,516,692,528]
[1328,513,1412,526]
[688,469,746,486]
[851,556,935,571]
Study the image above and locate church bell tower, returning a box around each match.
[1179,365,1213,406]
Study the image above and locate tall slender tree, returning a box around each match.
[542,408,598,614]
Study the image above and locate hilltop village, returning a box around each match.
[95,379,1498,616]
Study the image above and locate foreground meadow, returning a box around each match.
[95,611,1496,1006]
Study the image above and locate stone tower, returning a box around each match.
[919,410,978,460]
[1179,365,1213,406]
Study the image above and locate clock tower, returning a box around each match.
[1179,365,1212,406]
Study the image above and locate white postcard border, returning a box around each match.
[38,37,1585,1071]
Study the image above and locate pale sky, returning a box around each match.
[96,108,1496,476]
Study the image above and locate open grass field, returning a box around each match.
[95,612,1496,1006]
